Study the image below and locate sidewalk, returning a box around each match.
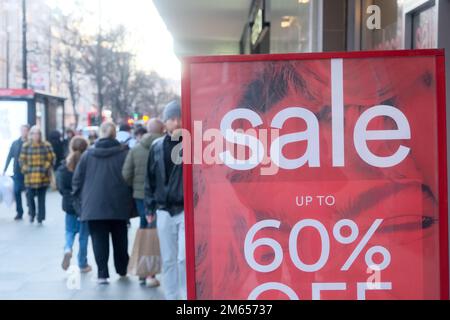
[0,190,165,300]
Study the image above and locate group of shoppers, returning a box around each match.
[3,125,56,224]
[3,101,187,300]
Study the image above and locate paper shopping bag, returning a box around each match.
[128,228,161,277]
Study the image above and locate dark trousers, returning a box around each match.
[13,176,25,216]
[88,220,129,279]
[27,187,47,222]
[135,199,148,229]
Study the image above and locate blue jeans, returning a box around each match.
[65,213,90,268]
[12,175,25,216]
[135,199,148,229]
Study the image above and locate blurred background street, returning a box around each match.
[1,0,450,301]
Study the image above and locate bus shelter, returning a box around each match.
[0,89,66,175]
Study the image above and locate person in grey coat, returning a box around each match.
[72,121,133,284]
[122,119,165,228]
[122,119,164,287]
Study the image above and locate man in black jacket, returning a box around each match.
[2,124,29,220]
[145,100,185,300]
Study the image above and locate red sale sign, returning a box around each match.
[181,50,449,300]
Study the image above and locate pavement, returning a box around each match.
[0,190,165,300]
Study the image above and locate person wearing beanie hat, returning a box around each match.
[144,100,186,300]
[162,100,182,123]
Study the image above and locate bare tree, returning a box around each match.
[131,70,180,118]
[52,11,84,128]
[81,25,131,120]
[51,12,180,125]
[105,51,134,118]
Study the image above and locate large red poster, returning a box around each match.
[181,50,449,300]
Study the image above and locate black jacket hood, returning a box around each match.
[89,138,125,158]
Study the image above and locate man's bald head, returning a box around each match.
[147,118,165,135]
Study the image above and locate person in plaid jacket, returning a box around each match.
[19,126,55,225]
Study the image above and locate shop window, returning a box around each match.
[361,0,404,50]
[410,3,437,49]
[270,0,321,53]
[35,101,46,139]
[360,0,438,51]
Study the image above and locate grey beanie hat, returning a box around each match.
[162,100,181,122]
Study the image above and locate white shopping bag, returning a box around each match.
[0,176,15,207]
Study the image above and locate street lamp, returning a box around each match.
[6,26,10,88]
[22,0,28,89]
[98,0,103,34]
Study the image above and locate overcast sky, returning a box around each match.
[46,0,181,80]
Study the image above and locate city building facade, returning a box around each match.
[153,0,449,104]
[0,0,97,129]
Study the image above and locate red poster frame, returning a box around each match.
[181,49,449,300]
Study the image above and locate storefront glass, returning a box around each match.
[270,0,320,53]
[361,0,404,50]
[361,0,438,51]
[412,4,438,49]
[36,101,46,138]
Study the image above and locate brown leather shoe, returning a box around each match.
[80,265,92,273]
[61,252,72,271]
